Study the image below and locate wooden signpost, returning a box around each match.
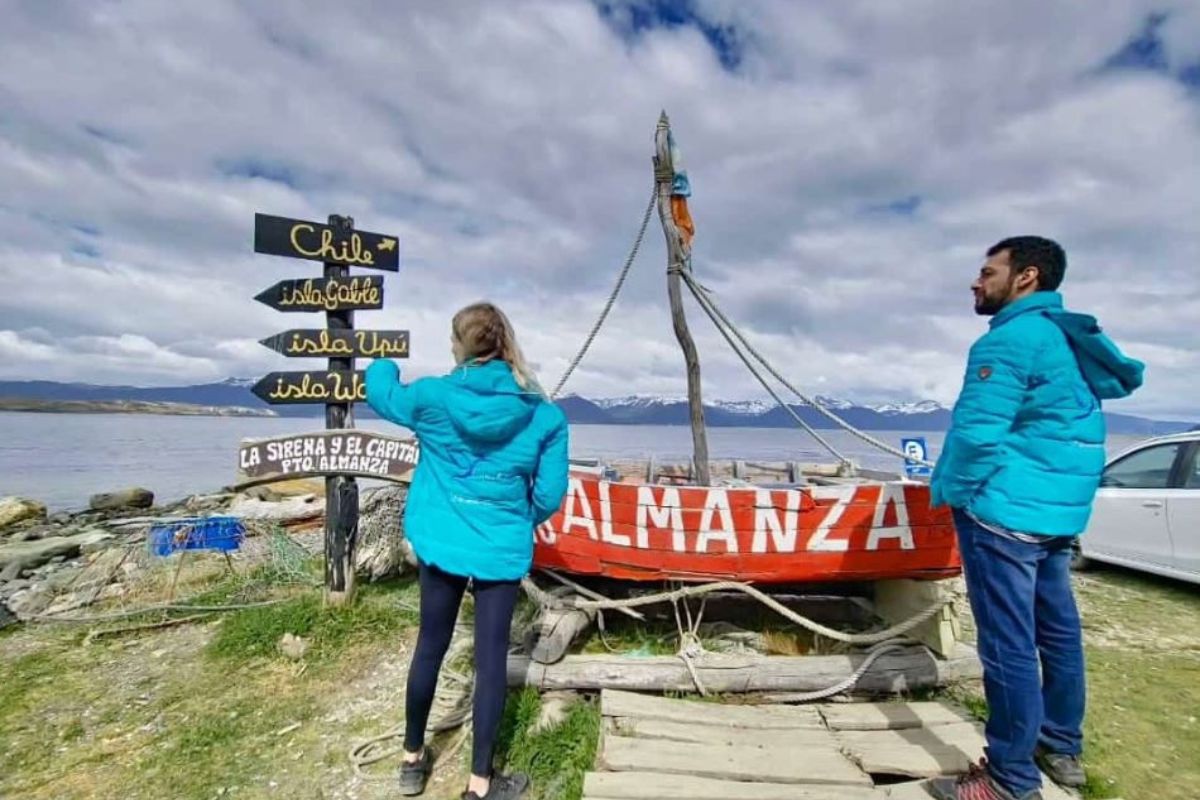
[258,329,410,359]
[254,276,384,313]
[246,212,408,606]
[254,213,400,271]
[249,370,367,405]
[237,430,418,487]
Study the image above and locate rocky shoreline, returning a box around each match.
[0,480,409,627]
[0,397,276,416]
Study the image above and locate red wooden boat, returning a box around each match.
[532,471,959,583]
[530,115,961,584]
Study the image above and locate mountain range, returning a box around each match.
[0,379,1194,435]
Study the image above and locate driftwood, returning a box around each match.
[530,603,597,664]
[509,644,981,694]
[654,111,710,485]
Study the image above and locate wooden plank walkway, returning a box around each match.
[582,689,1080,800]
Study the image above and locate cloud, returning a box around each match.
[0,0,1197,421]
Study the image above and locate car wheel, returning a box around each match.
[1069,538,1092,572]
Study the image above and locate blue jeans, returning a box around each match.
[953,510,1086,796]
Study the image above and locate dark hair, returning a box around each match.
[987,236,1066,291]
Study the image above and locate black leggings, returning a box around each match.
[404,562,520,777]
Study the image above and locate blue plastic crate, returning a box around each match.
[150,516,245,556]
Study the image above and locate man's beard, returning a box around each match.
[974,294,1006,316]
[974,279,1016,316]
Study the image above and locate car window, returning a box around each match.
[1186,446,1200,489]
[1101,443,1183,489]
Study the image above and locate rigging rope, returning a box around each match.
[676,268,937,469]
[673,266,852,467]
[548,183,937,469]
[550,185,658,400]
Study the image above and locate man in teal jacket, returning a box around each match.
[926,237,1143,800]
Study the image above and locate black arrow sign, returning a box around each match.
[254,213,399,271]
[259,329,410,359]
[254,276,384,313]
[251,370,367,405]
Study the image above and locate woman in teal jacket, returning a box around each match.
[365,302,569,800]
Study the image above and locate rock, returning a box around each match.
[80,534,117,556]
[247,479,325,502]
[183,493,235,513]
[3,578,31,593]
[226,494,324,525]
[0,497,47,531]
[43,566,84,592]
[278,633,310,660]
[48,512,74,525]
[8,584,53,620]
[0,531,115,571]
[7,524,57,543]
[0,600,17,629]
[89,488,154,512]
[0,560,24,582]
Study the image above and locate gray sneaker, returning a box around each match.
[461,772,530,800]
[1035,744,1086,788]
[399,747,434,796]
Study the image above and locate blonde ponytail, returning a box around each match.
[451,302,545,397]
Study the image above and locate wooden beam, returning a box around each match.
[583,770,885,800]
[530,605,596,664]
[654,111,709,486]
[600,735,871,786]
[509,644,981,694]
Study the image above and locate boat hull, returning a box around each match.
[532,476,960,583]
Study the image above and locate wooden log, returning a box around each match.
[509,644,981,693]
[531,604,597,664]
[600,735,872,786]
[583,770,886,800]
[654,111,709,486]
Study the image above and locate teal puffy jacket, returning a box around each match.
[931,292,1144,536]
[365,358,569,580]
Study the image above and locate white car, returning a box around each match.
[1074,430,1200,584]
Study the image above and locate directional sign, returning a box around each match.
[251,370,366,405]
[254,213,399,271]
[259,329,410,359]
[254,276,384,313]
[236,430,419,487]
[901,437,933,479]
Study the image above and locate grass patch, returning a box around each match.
[1077,647,1200,800]
[206,578,418,662]
[495,688,602,800]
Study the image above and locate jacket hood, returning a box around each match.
[444,360,539,443]
[1040,305,1144,400]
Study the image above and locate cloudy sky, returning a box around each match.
[1,1,1198,418]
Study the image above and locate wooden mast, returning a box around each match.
[654,111,710,485]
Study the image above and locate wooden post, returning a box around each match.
[324,214,358,606]
[654,111,710,486]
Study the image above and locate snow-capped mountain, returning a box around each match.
[1,381,1190,435]
[870,400,947,415]
[580,393,954,430]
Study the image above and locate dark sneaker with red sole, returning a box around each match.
[924,760,1043,800]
